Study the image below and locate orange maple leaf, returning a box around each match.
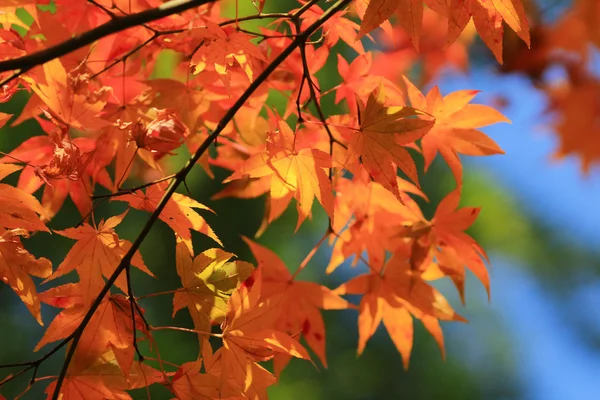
[44,348,162,400]
[243,237,351,371]
[297,3,365,54]
[332,53,405,116]
[0,135,112,219]
[191,21,267,90]
[44,211,152,306]
[403,76,508,185]
[0,163,49,232]
[114,184,222,253]
[219,267,311,399]
[546,69,600,172]
[20,59,110,131]
[144,78,219,135]
[225,115,334,230]
[342,82,434,197]
[327,171,425,274]
[173,240,253,335]
[335,250,466,368]
[0,228,52,325]
[36,285,148,377]
[169,359,240,400]
[357,0,530,62]
[397,188,491,302]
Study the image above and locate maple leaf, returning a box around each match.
[426,0,530,62]
[0,164,49,232]
[173,240,253,335]
[170,359,240,400]
[131,108,190,159]
[113,184,222,253]
[357,0,530,62]
[403,76,508,185]
[0,228,52,325]
[45,348,162,400]
[191,20,267,89]
[219,267,311,399]
[225,115,334,230]
[36,285,148,377]
[369,9,475,85]
[209,110,271,201]
[0,135,112,219]
[335,250,466,368]
[327,171,425,274]
[546,68,600,172]
[0,111,11,129]
[144,78,217,134]
[342,82,434,197]
[243,237,351,371]
[358,0,424,50]
[396,188,491,302]
[44,211,152,307]
[298,3,365,54]
[332,53,406,115]
[20,59,110,131]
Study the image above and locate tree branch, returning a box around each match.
[44,0,352,397]
[0,0,215,76]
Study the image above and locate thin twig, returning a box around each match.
[136,288,181,300]
[291,229,329,280]
[219,13,290,27]
[126,265,145,361]
[0,335,71,389]
[151,326,222,337]
[0,0,216,81]
[236,27,296,39]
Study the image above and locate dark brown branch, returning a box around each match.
[294,16,346,233]
[0,0,215,75]
[44,0,353,397]
[87,0,118,19]
[126,265,145,362]
[0,336,71,389]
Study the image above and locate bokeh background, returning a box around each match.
[2,0,600,399]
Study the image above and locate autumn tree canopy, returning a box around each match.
[0,0,595,399]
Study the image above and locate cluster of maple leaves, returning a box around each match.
[0,0,534,399]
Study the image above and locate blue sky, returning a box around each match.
[442,69,600,247]
[493,259,600,400]
[438,68,600,399]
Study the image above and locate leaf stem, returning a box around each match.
[291,230,329,280]
[151,326,223,338]
[136,288,181,300]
